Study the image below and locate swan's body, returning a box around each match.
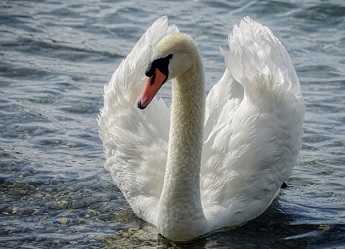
[98,16,305,241]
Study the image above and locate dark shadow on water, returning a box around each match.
[101,200,344,249]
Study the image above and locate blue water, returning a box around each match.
[1,0,345,248]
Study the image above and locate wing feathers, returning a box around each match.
[99,16,175,225]
[225,17,301,100]
[202,17,304,229]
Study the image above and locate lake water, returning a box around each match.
[1,0,345,248]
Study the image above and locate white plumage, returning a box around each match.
[98,16,305,241]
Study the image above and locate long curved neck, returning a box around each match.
[157,54,208,241]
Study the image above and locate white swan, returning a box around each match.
[98,16,305,241]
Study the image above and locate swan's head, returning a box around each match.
[137,32,199,109]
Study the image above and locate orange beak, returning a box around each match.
[137,68,168,109]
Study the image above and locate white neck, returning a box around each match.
[157,55,208,241]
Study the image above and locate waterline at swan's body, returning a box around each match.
[98,16,305,241]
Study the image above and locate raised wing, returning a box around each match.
[98,16,177,225]
[201,17,305,230]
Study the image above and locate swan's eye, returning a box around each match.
[145,54,173,77]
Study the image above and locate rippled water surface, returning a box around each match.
[1,0,345,248]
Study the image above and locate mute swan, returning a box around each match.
[98,16,305,241]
